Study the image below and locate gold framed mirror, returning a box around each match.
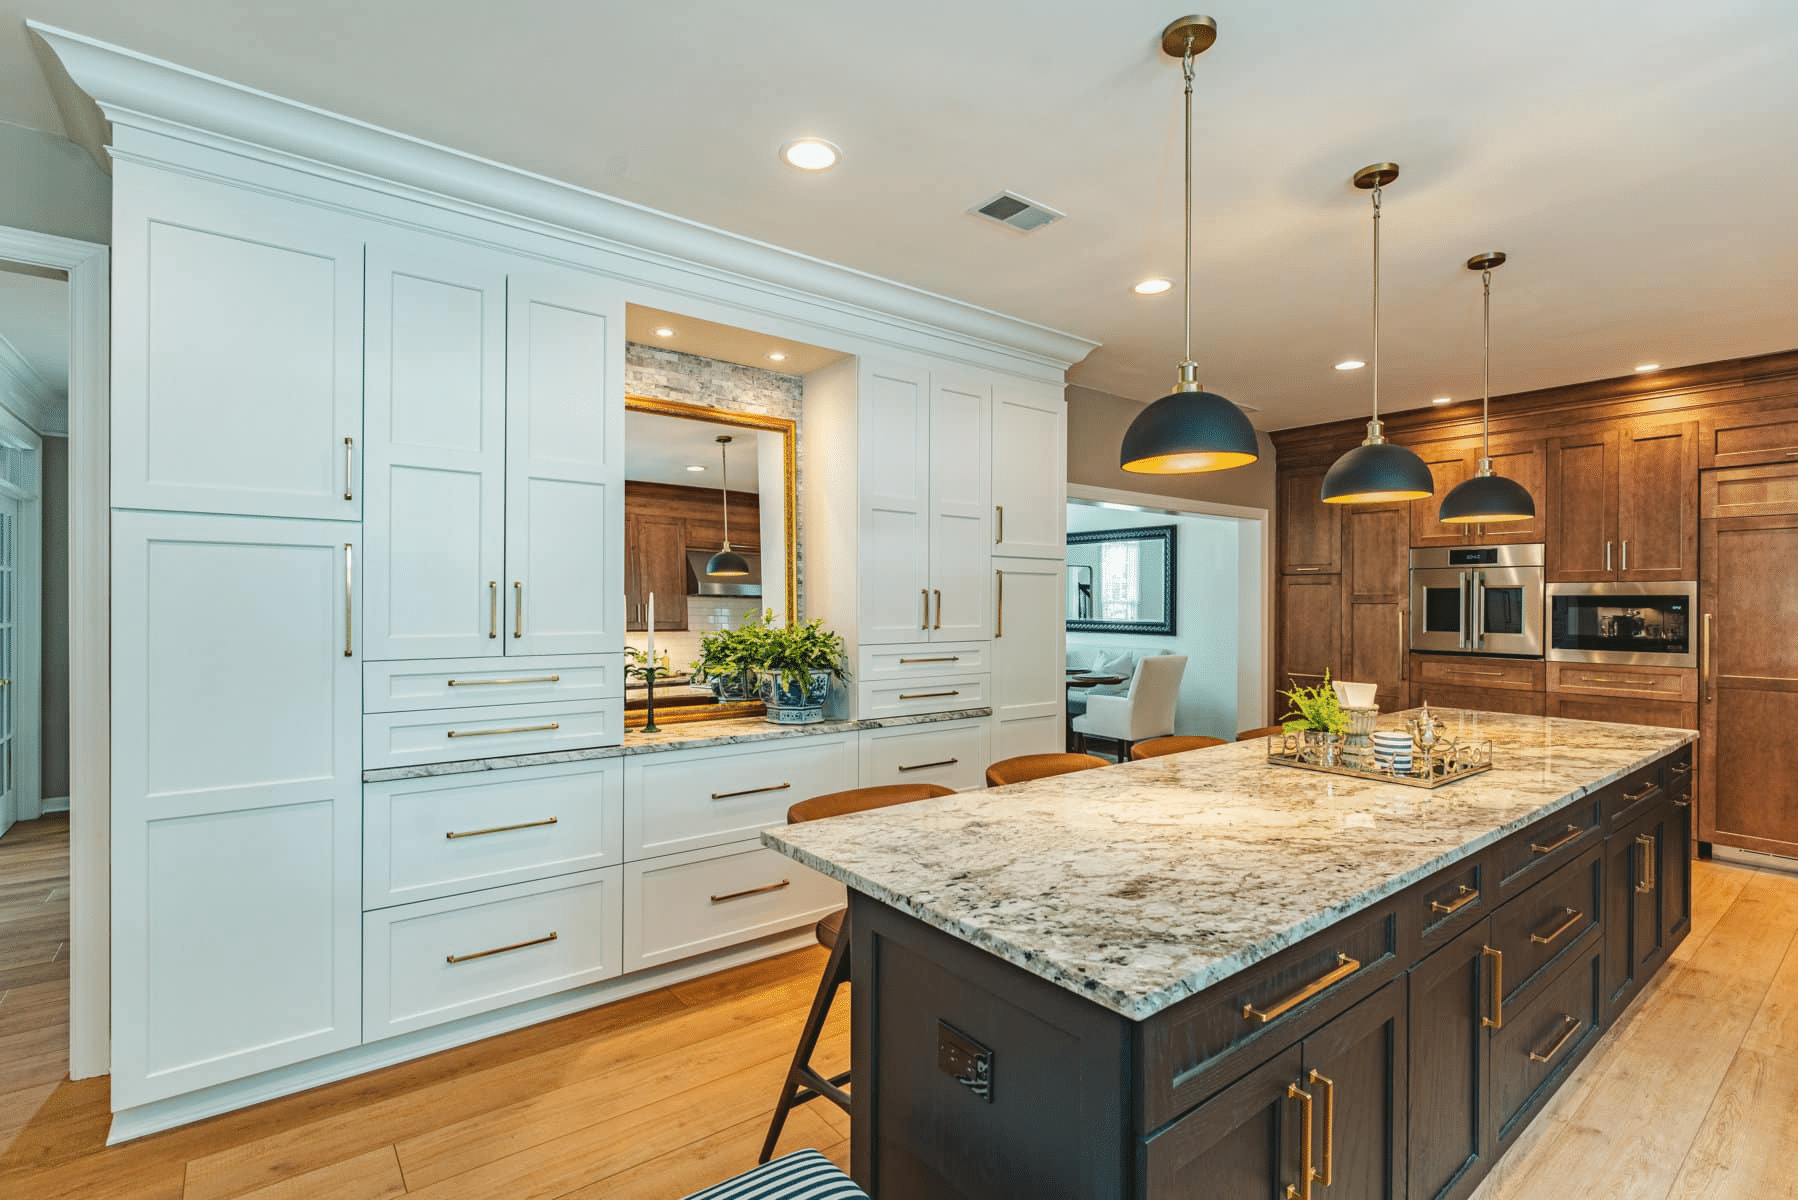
[623,394,799,728]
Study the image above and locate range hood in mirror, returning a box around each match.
[685,549,762,597]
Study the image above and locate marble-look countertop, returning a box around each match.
[362,707,992,782]
[763,709,1694,1021]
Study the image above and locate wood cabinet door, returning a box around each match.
[1546,429,1619,582]
[1278,574,1342,693]
[1141,1044,1306,1199]
[1303,977,1409,1200]
[1473,439,1548,546]
[1409,442,1476,548]
[1281,467,1341,574]
[1605,805,1670,1021]
[993,558,1067,759]
[1343,504,1410,711]
[1410,683,1546,717]
[1408,922,1494,1200]
[991,376,1066,559]
[1698,399,1798,470]
[626,515,688,631]
[1616,422,1698,581]
[858,360,934,644]
[928,372,994,641]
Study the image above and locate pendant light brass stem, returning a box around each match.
[1181,47,1194,375]
[1371,184,1381,431]
[1481,267,1492,469]
[717,436,734,551]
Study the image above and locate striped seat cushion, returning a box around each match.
[679,1149,869,1200]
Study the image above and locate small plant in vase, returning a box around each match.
[1280,670,1350,765]
[746,611,850,725]
[689,619,760,702]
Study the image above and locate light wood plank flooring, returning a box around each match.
[4,815,1795,1199]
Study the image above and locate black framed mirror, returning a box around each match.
[1066,524,1177,635]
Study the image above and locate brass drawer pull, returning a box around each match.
[343,436,355,500]
[513,580,524,638]
[996,569,1004,638]
[446,816,558,840]
[1450,668,1505,677]
[1622,782,1658,803]
[488,581,499,639]
[711,782,792,800]
[1430,884,1480,915]
[1482,946,1504,1029]
[1529,906,1583,946]
[1307,1070,1336,1187]
[898,656,962,664]
[1528,1014,1582,1064]
[995,504,1004,544]
[447,675,561,687]
[1530,825,1582,855]
[344,544,355,658]
[446,931,557,964]
[1669,760,1693,777]
[711,880,791,904]
[899,690,961,701]
[899,758,959,772]
[447,722,559,738]
[1293,566,1325,573]
[1287,1083,1316,1200]
[921,589,929,630]
[933,588,943,630]
[1242,953,1361,1024]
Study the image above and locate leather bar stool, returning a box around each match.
[759,783,955,1164]
[1237,725,1286,741]
[1130,735,1228,760]
[984,752,1109,787]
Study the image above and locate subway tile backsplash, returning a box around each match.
[624,597,765,672]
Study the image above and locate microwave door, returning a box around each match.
[1472,567,1545,657]
[1412,568,1472,652]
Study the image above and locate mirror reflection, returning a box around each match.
[1066,524,1177,635]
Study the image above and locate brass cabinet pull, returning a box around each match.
[1528,1015,1582,1064]
[1242,953,1361,1024]
[488,581,498,639]
[1530,906,1583,946]
[1431,884,1480,915]
[513,581,524,638]
[446,816,558,840]
[446,931,557,964]
[1530,825,1582,855]
[1285,1083,1315,1200]
[899,690,961,701]
[933,588,943,630]
[447,675,561,687]
[1580,675,1652,687]
[1669,760,1693,777]
[447,722,559,738]
[898,758,959,772]
[711,781,792,800]
[996,569,1004,638]
[921,589,929,630]
[899,656,961,664]
[995,504,1003,544]
[1307,1070,1336,1187]
[343,436,354,501]
[1294,566,1325,573]
[1622,782,1658,803]
[711,880,791,904]
[1482,946,1504,1029]
[1703,612,1714,703]
[1637,833,1657,893]
[1453,668,1505,678]
[1399,610,1408,680]
[344,544,354,657]
[1622,540,1630,572]
[1605,541,1613,571]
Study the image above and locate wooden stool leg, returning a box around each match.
[759,912,854,1164]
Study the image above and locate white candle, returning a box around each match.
[645,592,655,670]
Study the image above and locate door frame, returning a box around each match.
[0,406,44,830]
[0,224,109,1080]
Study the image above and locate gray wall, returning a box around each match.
[1066,384,1276,512]
[0,125,110,244]
[41,436,68,801]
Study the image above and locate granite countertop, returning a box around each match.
[763,709,1695,1021]
[362,707,993,782]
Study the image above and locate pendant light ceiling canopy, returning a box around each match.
[1439,252,1536,524]
[1119,15,1259,476]
[704,434,751,577]
[1320,163,1435,505]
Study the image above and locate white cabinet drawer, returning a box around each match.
[858,642,989,683]
[363,867,622,1040]
[363,700,623,769]
[857,674,988,721]
[859,718,990,792]
[363,760,624,909]
[624,735,857,861]
[363,654,621,713]
[623,842,843,972]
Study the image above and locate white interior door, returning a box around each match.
[857,361,933,644]
[927,373,993,641]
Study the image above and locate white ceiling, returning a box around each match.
[0,265,69,396]
[7,1,1797,429]
[625,409,765,492]
[626,305,848,376]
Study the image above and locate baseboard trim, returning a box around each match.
[106,924,816,1144]
[40,795,70,814]
[1713,845,1798,876]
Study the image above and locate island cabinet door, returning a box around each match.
[1140,1044,1306,1200]
[1298,976,1409,1200]
[1603,803,1676,1020]
[1407,921,1496,1200]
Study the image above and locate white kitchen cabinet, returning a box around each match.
[858,717,990,792]
[111,163,365,522]
[927,373,994,640]
[992,556,1068,760]
[992,378,1068,559]
[110,511,362,1107]
[624,735,858,861]
[622,843,841,973]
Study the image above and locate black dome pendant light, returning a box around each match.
[704,434,751,577]
[1320,164,1435,505]
[1439,252,1535,524]
[1119,15,1259,475]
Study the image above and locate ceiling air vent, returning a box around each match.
[971,191,1065,233]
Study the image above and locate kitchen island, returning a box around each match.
[764,709,1695,1200]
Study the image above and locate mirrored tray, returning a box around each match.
[1265,734,1494,790]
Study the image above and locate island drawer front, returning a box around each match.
[1495,798,1602,896]
[1493,946,1603,1149]
[1414,656,1544,693]
[858,718,990,793]
[363,866,623,1041]
[363,700,623,769]
[1664,748,1694,797]
[363,760,624,910]
[363,654,622,713]
[1411,855,1492,954]
[1547,662,1697,704]
[1488,846,1602,1008]
[623,736,857,861]
[858,642,990,683]
[857,674,990,721]
[1601,759,1666,831]
[1137,900,1401,1130]
[622,842,842,972]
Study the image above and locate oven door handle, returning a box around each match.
[1473,570,1486,651]
[1458,572,1471,651]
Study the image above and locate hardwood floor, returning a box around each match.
[4,814,1795,1199]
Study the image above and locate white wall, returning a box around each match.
[0,125,110,245]
[1067,502,1245,740]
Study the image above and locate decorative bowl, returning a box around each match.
[1333,680,1379,709]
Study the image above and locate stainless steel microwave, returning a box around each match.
[1410,544,1546,658]
[1546,581,1697,668]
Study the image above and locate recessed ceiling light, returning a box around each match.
[685,465,706,472]
[780,138,840,171]
[767,351,788,362]
[1335,360,1366,371]
[1134,278,1173,295]
[654,327,675,338]
[1432,396,1453,405]
[1635,363,1660,372]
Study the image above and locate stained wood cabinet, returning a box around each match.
[1407,438,1546,548]
[1408,922,1495,1200]
[1278,574,1341,691]
[625,515,687,632]
[1547,423,1697,583]
[1280,467,1340,574]
[1343,504,1411,712]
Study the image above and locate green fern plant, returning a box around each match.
[1280,670,1349,735]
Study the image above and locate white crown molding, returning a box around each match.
[27,21,1098,373]
[0,331,65,437]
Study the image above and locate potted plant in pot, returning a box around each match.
[747,611,850,725]
[690,619,760,702]
[1280,671,1350,766]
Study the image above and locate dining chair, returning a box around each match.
[1071,654,1187,761]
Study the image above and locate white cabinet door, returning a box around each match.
[992,377,1067,560]
[858,361,934,644]
[927,372,993,641]
[504,269,625,656]
[111,163,364,521]
[110,512,361,1107]
[363,238,508,660]
[993,556,1068,760]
